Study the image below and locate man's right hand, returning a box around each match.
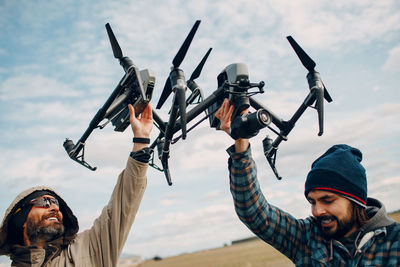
[215,98,234,135]
[215,99,249,153]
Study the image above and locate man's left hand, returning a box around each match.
[129,104,153,151]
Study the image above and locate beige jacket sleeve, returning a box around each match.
[60,157,148,267]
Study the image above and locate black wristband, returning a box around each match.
[132,137,150,144]
[130,147,152,163]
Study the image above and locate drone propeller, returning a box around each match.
[286,36,332,102]
[286,36,332,136]
[190,47,212,81]
[105,23,123,59]
[158,79,172,110]
[286,36,316,72]
[156,20,201,109]
[173,20,201,69]
[186,48,212,106]
[105,23,147,102]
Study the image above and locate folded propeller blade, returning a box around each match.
[156,78,172,109]
[287,36,316,72]
[105,23,123,59]
[172,20,201,68]
[156,20,201,109]
[190,47,212,81]
[322,82,333,102]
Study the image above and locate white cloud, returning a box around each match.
[0,150,64,185]
[0,75,81,100]
[160,193,186,207]
[1,0,399,261]
[383,45,400,72]
[268,0,400,50]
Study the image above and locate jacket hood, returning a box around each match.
[0,186,79,255]
[361,197,395,233]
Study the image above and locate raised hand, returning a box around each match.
[215,98,249,152]
[129,104,153,151]
[215,98,234,135]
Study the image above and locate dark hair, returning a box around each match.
[352,202,369,227]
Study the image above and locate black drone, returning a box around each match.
[64,20,332,185]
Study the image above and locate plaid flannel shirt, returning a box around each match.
[227,145,400,266]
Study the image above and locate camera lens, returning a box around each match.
[256,109,271,126]
[230,109,271,139]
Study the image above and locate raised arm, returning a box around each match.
[216,99,311,262]
[69,104,152,266]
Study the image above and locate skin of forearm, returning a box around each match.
[234,138,249,153]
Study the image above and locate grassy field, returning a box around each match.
[129,211,400,267]
[137,239,293,267]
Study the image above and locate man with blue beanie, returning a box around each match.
[216,99,400,266]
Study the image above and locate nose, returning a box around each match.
[49,202,60,212]
[312,203,326,217]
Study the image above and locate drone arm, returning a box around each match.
[257,85,325,179]
[249,97,284,130]
[307,71,325,135]
[263,137,281,180]
[64,72,132,168]
[158,98,180,185]
[152,109,166,133]
[64,101,108,161]
[172,85,225,133]
[161,159,172,186]
[316,87,324,136]
[169,68,188,138]
[176,87,187,139]
[186,80,202,105]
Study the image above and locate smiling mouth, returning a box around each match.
[321,218,333,225]
[46,217,59,222]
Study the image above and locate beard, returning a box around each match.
[315,205,355,239]
[25,214,65,244]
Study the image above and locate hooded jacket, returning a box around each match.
[228,145,400,266]
[0,156,147,266]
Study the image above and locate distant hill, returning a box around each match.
[389,210,400,222]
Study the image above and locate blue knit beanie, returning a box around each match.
[304,144,367,207]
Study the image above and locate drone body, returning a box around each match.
[104,69,156,132]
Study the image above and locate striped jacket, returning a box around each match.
[227,145,400,267]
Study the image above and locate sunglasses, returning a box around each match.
[29,196,60,208]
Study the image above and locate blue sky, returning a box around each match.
[1,0,400,263]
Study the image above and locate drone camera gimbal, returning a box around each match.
[208,63,269,139]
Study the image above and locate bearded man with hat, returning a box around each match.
[0,104,153,266]
[216,99,400,266]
